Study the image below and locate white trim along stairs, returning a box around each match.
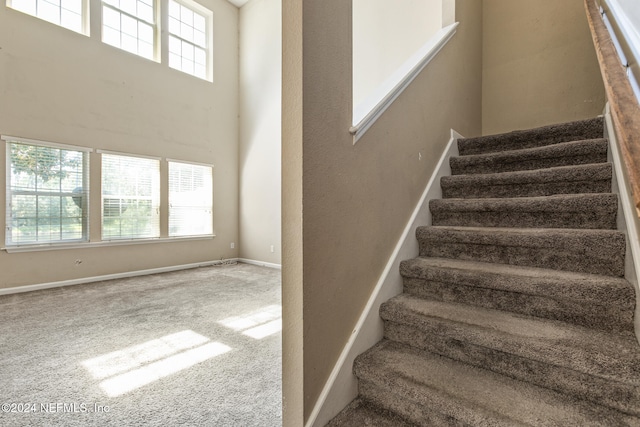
[326,116,640,425]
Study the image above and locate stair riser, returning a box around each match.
[431,209,617,229]
[402,277,634,334]
[417,230,626,277]
[457,118,604,156]
[441,180,611,199]
[384,321,640,416]
[451,151,607,176]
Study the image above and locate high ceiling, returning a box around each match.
[227,0,249,7]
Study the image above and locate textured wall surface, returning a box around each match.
[482,0,606,135]
[352,0,442,107]
[239,0,282,265]
[282,0,483,423]
[0,0,239,288]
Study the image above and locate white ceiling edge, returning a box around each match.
[227,0,249,7]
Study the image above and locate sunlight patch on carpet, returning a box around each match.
[82,330,232,397]
[218,305,282,339]
[243,319,282,339]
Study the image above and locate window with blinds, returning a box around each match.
[101,153,160,240]
[168,161,212,237]
[5,138,90,245]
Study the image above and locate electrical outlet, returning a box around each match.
[230,242,235,249]
[419,152,422,161]
[270,245,274,253]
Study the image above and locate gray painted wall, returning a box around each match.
[0,0,239,289]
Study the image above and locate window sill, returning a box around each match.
[3,235,216,253]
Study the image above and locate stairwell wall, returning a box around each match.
[281,0,482,423]
[352,0,442,107]
[482,0,606,135]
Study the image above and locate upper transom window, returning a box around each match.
[8,0,86,34]
[102,0,157,61]
[168,0,211,80]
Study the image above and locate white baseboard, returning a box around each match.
[306,129,462,427]
[238,258,282,270]
[0,258,240,296]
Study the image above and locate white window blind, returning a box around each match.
[6,139,89,245]
[101,153,160,240]
[8,0,85,34]
[168,0,210,80]
[168,161,212,237]
[102,0,156,60]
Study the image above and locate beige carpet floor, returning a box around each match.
[0,262,282,426]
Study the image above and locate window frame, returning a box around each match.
[6,0,89,35]
[100,0,160,62]
[3,135,92,247]
[167,159,214,238]
[167,0,214,81]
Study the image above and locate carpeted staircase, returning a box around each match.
[327,117,640,426]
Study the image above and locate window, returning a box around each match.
[168,161,213,237]
[101,153,160,240]
[8,0,86,34]
[102,0,156,60]
[168,0,211,80]
[4,137,90,246]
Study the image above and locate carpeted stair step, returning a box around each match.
[430,193,618,229]
[450,138,608,175]
[457,117,604,156]
[417,225,625,276]
[441,163,612,199]
[326,398,415,427]
[353,340,639,426]
[380,295,640,415]
[429,193,618,230]
[399,257,635,333]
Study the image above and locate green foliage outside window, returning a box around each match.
[7,142,87,245]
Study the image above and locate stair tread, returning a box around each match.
[442,162,611,186]
[458,117,604,156]
[417,225,626,277]
[430,193,617,213]
[400,256,633,305]
[430,193,618,229]
[417,225,625,246]
[441,162,612,199]
[356,339,638,426]
[381,294,640,384]
[451,138,608,175]
[326,398,415,427]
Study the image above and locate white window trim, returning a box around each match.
[166,0,214,81]
[96,149,160,160]
[167,159,214,238]
[166,158,214,168]
[2,234,215,253]
[6,0,90,35]
[5,136,91,247]
[100,0,160,62]
[2,135,94,153]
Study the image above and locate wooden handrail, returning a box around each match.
[585,0,640,218]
